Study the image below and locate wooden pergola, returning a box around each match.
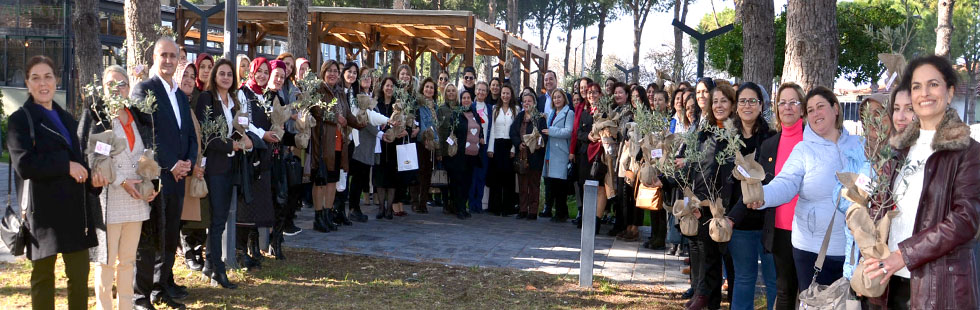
[175,5,549,86]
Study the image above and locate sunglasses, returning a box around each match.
[464,76,475,80]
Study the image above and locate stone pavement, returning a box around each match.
[286,204,691,290]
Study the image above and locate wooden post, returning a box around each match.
[580,180,598,288]
[309,12,322,70]
[522,47,531,89]
[463,17,476,68]
[175,6,185,45]
[246,24,257,59]
[498,36,507,82]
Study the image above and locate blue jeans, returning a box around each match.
[792,247,844,290]
[729,229,778,310]
[468,144,488,213]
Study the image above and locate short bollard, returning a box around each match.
[579,180,598,288]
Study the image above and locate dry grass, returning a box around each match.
[0,248,690,310]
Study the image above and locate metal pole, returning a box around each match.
[579,180,598,288]
[221,0,238,269]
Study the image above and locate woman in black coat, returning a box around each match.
[8,56,99,309]
[442,91,484,219]
[511,91,547,220]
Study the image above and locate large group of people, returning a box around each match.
[6,33,979,310]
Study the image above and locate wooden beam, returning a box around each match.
[463,16,476,68]
[523,45,531,89]
[309,12,322,69]
[497,35,507,82]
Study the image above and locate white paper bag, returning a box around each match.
[336,169,348,192]
[396,143,419,172]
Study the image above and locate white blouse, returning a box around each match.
[889,129,936,278]
[488,107,516,153]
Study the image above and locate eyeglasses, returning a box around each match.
[737,98,760,107]
[777,100,801,108]
[439,77,448,81]
[463,76,475,81]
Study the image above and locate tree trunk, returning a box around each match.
[288,0,309,60]
[429,53,441,79]
[73,0,103,118]
[739,0,775,88]
[507,0,521,87]
[935,0,955,58]
[781,0,838,91]
[562,0,577,75]
[483,0,496,80]
[630,0,653,83]
[672,0,690,83]
[592,5,609,76]
[124,0,161,86]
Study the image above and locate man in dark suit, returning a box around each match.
[131,37,198,310]
[535,70,570,218]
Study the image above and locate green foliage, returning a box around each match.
[837,1,904,85]
[696,8,786,81]
[81,76,157,126]
[200,105,229,149]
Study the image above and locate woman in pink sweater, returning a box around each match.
[755,82,805,310]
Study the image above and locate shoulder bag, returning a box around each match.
[1,107,35,256]
[798,195,853,310]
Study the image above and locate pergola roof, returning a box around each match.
[176,5,548,80]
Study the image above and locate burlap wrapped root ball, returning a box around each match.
[270,101,292,139]
[707,198,732,242]
[522,130,543,153]
[136,149,161,180]
[421,128,438,151]
[445,135,459,157]
[87,131,128,184]
[382,100,408,142]
[293,112,314,149]
[836,172,871,207]
[847,202,898,297]
[354,94,377,126]
[675,188,701,237]
[187,176,208,198]
[733,152,766,204]
[638,163,659,187]
[233,111,250,135]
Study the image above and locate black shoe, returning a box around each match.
[550,216,568,223]
[209,270,238,289]
[606,227,625,237]
[376,206,386,220]
[333,208,352,226]
[239,253,261,271]
[313,210,329,232]
[681,287,695,299]
[464,210,472,218]
[350,209,368,223]
[323,209,339,231]
[526,214,537,221]
[595,217,602,235]
[572,215,582,226]
[247,231,263,266]
[151,294,186,310]
[538,210,553,218]
[516,212,527,219]
[161,284,188,300]
[134,298,157,310]
[283,223,302,236]
[667,244,679,255]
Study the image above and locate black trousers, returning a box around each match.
[648,209,667,247]
[693,207,725,309]
[135,190,185,302]
[545,177,570,219]
[347,159,372,212]
[886,277,910,310]
[205,174,233,274]
[772,228,798,310]
[31,250,89,310]
[447,160,473,214]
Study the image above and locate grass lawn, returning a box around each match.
[0,248,690,309]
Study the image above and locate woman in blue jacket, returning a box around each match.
[542,89,575,222]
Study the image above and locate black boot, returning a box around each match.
[269,230,286,260]
[323,209,339,231]
[313,210,329,232]
[205,263,237,289]
[385,203,394,220]
[335,207,353,226]
[350,205,368,223]
[248,230,263,269]
[376,204,386,220]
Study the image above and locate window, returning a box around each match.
[6,37,25,87]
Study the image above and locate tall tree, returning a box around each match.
[781,0,838,91]
[935,0,955,58]
[737,0,774,87]
[72,0,103,117]
[590,0,616,76]
[954,0,979,123]
[561,0,580,74]
[672,0,692,83]
[506,0,521,86]
[483,0,497,80]
[625,0,657,83]
[124,0,161,85]
[288,0,309,61]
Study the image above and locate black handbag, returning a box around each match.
[284,154,304,187]
[588,155,607,181]
[1,107,35,256]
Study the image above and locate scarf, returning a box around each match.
[120,108,136,151]
[242,57,269,95]
[194,53,213,91]
[570,102,590,153]
[586,104,602,162]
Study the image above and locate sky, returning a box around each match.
[523,0,869,89]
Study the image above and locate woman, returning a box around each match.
[608,82,634,236]
[683,82,737,310]
[695,78,715,121]
[748,86,861,294]
[348,67,391,223]
[752,82,806,310]
[437,70,450,100]
[487,78,502,107]
[176,61,209,272]
[670,88,689,134]
[309,60,363,231]
[236,57,277,268]
[615,84,645,240]
[376,77,403,219]
[581,83,606,232]
[195,58,249,289]
[487,83,518,216]
[296,58,311,80]
[643,89,672,250]
[543,89,575,223]
[358,66,374,97]
[275,52,297,105]
[650,90,669,112]
[396,64,415,92]
[443,91,484,219]
[80,65,154,310]
[604,77,618,96]
[646,83,659,105]
[236,54,251,85]
[8,55,98,310]
[570,83,593,227]
[194,53,214,105]
[411,77,439,214]
[724,82,777,310]
[512,91,548,220]
[265,59,295,259]
[435,83,460,214]
[890,85,914,134]
[863,55,980,310]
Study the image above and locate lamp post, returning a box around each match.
[578,35,598,77]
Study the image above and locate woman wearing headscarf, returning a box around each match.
[193,53,214,106]
[176,61,209,273]
[282,57,312,235]
[235,57,277,270]
[266,59,296,259]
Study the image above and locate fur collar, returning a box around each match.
[889,108,971,152]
